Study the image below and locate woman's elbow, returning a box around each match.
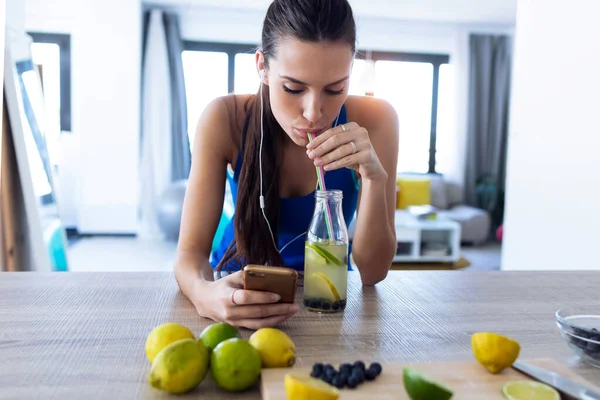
[360,266,390,286]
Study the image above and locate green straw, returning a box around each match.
[308,133,334,241]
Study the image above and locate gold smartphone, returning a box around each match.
[242,265,298,304]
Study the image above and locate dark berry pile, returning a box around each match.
[569,327,600,361]
[303,298,347,311]
[310,361,383,389]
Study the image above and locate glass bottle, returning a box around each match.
[303,189,348,313]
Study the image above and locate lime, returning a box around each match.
[198,322,240,352]
[211,338,262,392]
[471,332,520,374]
[248,328,296,368]
[148,338,210,394]
[502,380,560,400]
[403,367,453,400]
[284,373,340,400]
[145,322,195,363]
[306,243,343,266]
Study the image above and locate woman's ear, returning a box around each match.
[255,50,268,84]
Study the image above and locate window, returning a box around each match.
[182,42,450,173]
[27,33,71,133]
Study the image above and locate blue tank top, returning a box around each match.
[210,105,359,272]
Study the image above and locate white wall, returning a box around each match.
[502,0,600,271]
[25,0,141,234]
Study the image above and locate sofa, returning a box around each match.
[348,173,491,246]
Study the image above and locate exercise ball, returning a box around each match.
[157,179,188,240]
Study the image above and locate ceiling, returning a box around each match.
[145,0,518,24]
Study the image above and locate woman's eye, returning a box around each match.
[283,86,303,94]
[326,88,345,95]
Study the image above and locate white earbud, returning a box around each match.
[259,69,265,80]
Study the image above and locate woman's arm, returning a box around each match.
[306,96,398,285]
[347,97,398,285]
[175,96,298,328]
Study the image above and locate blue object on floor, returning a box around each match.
[45,219,69,271]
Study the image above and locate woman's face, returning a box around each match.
[261,38,354,147]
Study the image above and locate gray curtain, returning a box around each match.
[163,12,191,181]
[464,34,512,226]
[141,10,191,182]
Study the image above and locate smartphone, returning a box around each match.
[242,265,298,304]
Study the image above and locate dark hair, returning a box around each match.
[217,0,356,272]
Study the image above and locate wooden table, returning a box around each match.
[1,271,599,399]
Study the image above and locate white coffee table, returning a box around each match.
[393,210,461,263]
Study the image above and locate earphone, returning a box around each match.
[257,68,341,255]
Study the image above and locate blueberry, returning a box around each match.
[311,363,324,376]
[337,373,348,387]
[369,362,383,376]
[331,301,340,311]
[331,375,344,388]
[365,368,377,381]
[339,363,352,374]
[351,369,365,384]
[587,341,600,353]
[353,361,366,371]
[339,299,347,309]
[324,364,335,373]
[303,298,310,307]
[309,299,320,308]
[347,376,358,389]
[321,301,331,310]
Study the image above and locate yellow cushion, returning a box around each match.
[396,178,431,209]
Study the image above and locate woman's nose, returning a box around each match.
[303,93,323,123]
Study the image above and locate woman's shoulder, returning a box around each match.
[344,95,399,137]
[195,94,256,161]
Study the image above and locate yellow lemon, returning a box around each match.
[284,373,340,400]
[145,322,195,363]
[248,328,296,368]
[502,380,560,400]
[310,272,341,302]
[471,332,521,374]
[148,338,210,394]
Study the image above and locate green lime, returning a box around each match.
[198,322,240,352]
[403,367,453,400]
[148,338,210,394]
[306,243,342,266]
[211,338,262,392]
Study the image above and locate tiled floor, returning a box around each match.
[66,237,502,272]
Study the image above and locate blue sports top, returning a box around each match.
[210,104,359,272]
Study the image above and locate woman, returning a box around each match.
[175,0,398,329]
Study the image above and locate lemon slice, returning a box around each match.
[306,243,343,266]
[403,367,454,400]
[284,373,340,400]
[502,380,560,400]
[311,272,341,301]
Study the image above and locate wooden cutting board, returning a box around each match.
[261,358,598,400]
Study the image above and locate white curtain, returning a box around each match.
[138,10,172,239]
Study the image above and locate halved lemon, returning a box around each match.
[310,272,341,301]
[471,332,521,374]
[502,380,560,400]
[306,243,343,266]
[284,373,340,400]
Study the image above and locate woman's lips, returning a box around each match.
[294,127,326,138]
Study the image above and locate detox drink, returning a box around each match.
[303,190,349,313]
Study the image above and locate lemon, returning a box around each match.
[248,328,296,368]
[211,338,262,392]
[148,338,209,394]
[145,322,195,363]
[284,373,340,400]
[309,272,341,302]
[471,332,521,374]
[502,380,560,400]
[403,367,454,400]
[198,322,240,352]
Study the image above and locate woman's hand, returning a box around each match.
[306,122,387,182]
[193,271,299,330]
